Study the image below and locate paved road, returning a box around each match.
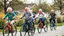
[0,26,64,36]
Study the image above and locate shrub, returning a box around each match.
[15,19,24,26]
[34,19,38,25]
[57,16,63,23]
[0,19,5,29]
[63,17,64,22]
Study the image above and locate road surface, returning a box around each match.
[0,25,64,36]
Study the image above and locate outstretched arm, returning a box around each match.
[35,13,39,19]
[42,12,46,18]
[13,12,16,19]
[20,12,25,19]
[3,13,8,19]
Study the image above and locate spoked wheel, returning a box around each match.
[37,25,42,33]
[13,26,17,36]
[10,25,17,36]
[32,27,35,34]
[3,25,17,36]
[54,25,56,30]
[44,22,48,32]
[24,30,34,36]
[3,28,9,36]
[50,27,53,31]
[3,26,12,36]
[45,20,48,32]
[50,24,56,31]
[44,27,48,32]
[31,23,35,35]
[50,24,53,31]
[20,24,24,36]
[28,25,35,36]
[28,30,34,36]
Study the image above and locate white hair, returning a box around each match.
[25,7,29,10]
[39,9,42,11]
[7,7,12,12]
[51,10,54,12]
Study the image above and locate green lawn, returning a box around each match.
[16,26,21,31]
[56,22,64,26]
[0,29,2,32]
[62,34,64,36]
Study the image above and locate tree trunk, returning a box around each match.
[4,0,7,14]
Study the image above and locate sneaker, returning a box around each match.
[44,26,46,28]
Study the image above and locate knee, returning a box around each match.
[11,20,15,24]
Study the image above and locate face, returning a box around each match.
[51,11,54,13]
[7,9,12,13]
[25,9,28,12]
[39,10,42,12]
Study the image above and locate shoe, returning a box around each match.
[44,26,46,28]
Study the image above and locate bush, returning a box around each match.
[0,19,5,29]
[57,16,63,23]
[34,19,38,25]
[63,17,64,22]
[15,19,24,26]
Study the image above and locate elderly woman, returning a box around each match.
[2,7,16,30]
[35,9,46,27]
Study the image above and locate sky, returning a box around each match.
[23,0,53,4]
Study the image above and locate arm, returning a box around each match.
[42,12,46,18]
[20,12,25,19]
[55,13,56,19]
[35,13,39,18]
[3,13,8,19]
[29,12,33,18]
[12,12,16,18]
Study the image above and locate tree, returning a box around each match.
[0,0,11,13]
[9,0,28,10]
[32,2,52,13]
[0,0,27,13]
[53,0,64,14]
[0,1,3,12]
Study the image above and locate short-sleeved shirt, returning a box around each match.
[50,13,56,19]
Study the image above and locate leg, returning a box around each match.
[42,18,46,26]
[53,19,56,26]
[10,20,15,30]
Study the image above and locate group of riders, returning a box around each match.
[2,7,56,32]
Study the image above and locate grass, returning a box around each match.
[56,22,64,26]
[16,26,21,31]
[62,34,64,36]
[0,29,2,32]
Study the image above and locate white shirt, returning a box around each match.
[35,12,46,18]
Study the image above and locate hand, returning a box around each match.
[20,17,23,19]
[29,16,32,18]
[35,19,36,21]
[13,17,15,20]
[2,18,4,20]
